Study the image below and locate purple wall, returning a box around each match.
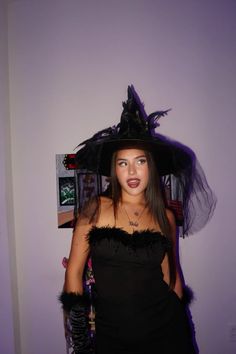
[4,0,236,353]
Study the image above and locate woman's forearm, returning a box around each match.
[173,272,183,299]
[64,268,84,294]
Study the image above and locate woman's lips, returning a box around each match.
[127,178,140,188]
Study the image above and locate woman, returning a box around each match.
[60,86,216,354]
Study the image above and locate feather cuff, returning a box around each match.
[182,285,194,306]
[58,291,94,354]
[59,291,89,313]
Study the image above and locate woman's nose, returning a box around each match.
[128,163,136,175]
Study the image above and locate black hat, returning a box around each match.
[75,85,216,236]
[76,85,192,177]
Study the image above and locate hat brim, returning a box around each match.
[76,136,193,177]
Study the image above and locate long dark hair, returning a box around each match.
[110,149,176,289]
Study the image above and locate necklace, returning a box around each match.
[121,204,146,228]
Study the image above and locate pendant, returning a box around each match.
[129,221,138,227]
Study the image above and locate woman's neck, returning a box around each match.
[120,192,146,206]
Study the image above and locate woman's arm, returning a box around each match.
[64,195,109,293]
[64,223,92,294]
[60,223,94,354]
[162,209,183,299]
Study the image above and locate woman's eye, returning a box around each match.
[137,158,147,165]
[117,161,127,167]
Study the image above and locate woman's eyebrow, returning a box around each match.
[135,155,146,159]
[116,155,146,161]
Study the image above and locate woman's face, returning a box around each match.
[115,148,149,198]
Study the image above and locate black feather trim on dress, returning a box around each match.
[88,226,172,250]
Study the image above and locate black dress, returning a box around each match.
[89,226,196,354]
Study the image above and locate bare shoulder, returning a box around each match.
[100,195,113,209]
[97,196,114,226]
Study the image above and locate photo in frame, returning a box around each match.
[56,154,105,228]
[56,154,76,228]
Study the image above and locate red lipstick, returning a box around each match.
[127,178,140,188]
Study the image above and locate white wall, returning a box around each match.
[0,0,19,353]
[6,0,236,353]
